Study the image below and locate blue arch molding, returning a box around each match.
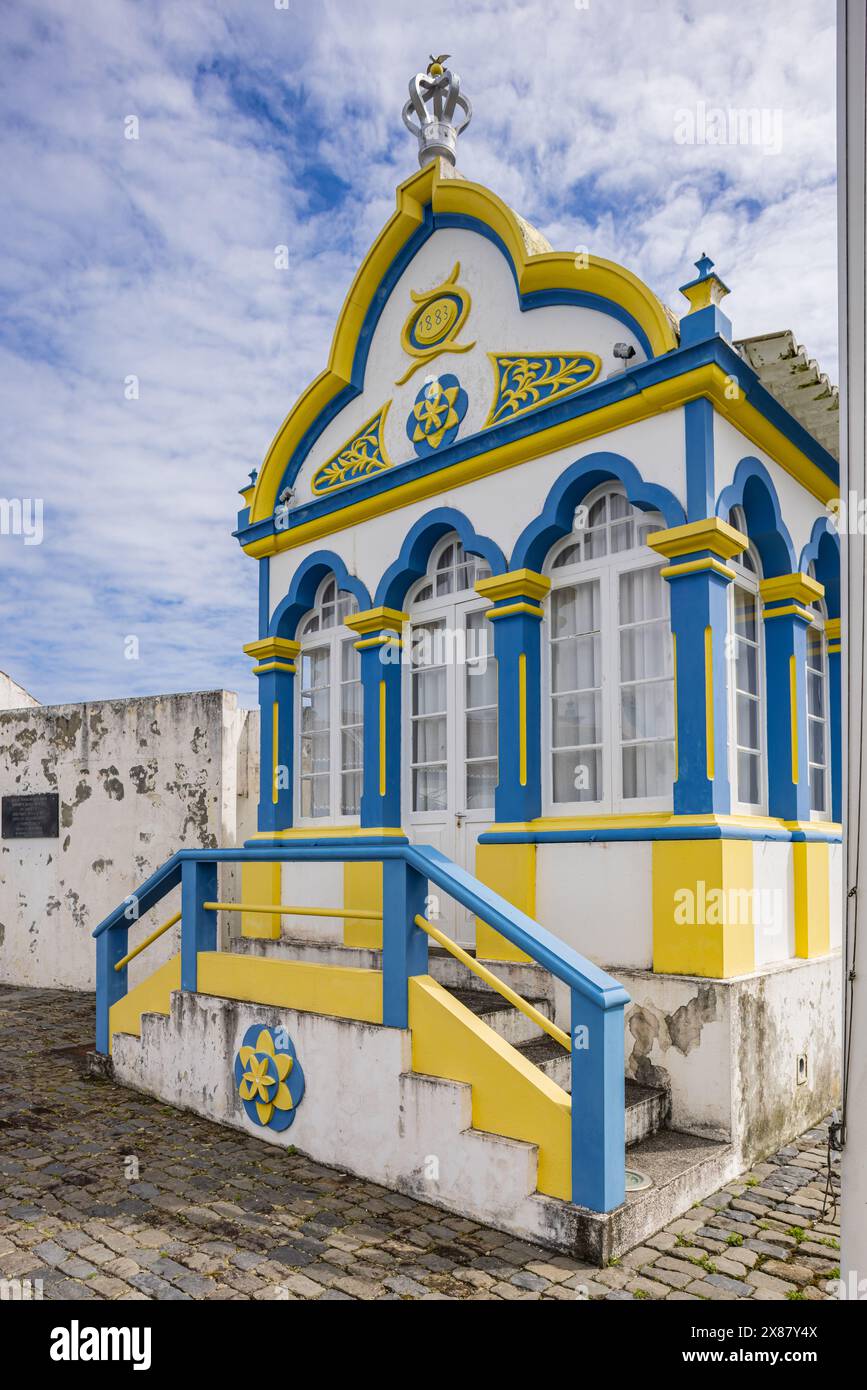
[715,457,796,578]
[800,518,841,618]
[269,550,372,640]
[270,209,658,506]
[511,451,685,572]
[235,336,839,553]
[375,508,507,610]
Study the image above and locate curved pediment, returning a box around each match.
[247,160,678,528]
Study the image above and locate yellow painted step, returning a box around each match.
[108,954,181,1052]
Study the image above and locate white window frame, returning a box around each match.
[294,576,362,826]
[542,485,674,817]
[403,533,495,820]
[806,567,831,822]
[726,511,767,816]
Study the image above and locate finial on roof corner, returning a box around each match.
[679,254,731,314]
[402,56,472,168]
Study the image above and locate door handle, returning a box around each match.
[455,811,466,826]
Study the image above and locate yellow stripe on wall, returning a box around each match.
[672,631,679,782]
[379,679,386,797]
[272,700,279,804]
[789,654,798,784]
[519,652,527,787]
[704,626,714,781]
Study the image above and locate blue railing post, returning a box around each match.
[95,922,129,1054]
[181,859,218,993]
[570,989,626,1212]
[381,856,429,1027]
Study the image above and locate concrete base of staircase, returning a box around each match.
[525,1129,736,1264]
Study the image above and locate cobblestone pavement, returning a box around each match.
[0,986,841,1301]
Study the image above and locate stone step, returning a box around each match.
[512,1032,669,1144]
[447,986,556,1047]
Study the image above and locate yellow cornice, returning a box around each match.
[242,363,839,559]
[247,161,677,528]
[475,569,552,603]
[759,572,825,606]
[825,618,841,641]
[243,637,301,663]
[343,606,408,636]
[647,516,748,561]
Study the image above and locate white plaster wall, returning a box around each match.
[713,415,830,562]
[620,953,841,1163]
[752,840,795,967]
[113,989,547,1235]
[293,226,649,498]
[277,861,345,942]
[0,691,258,991]
[0,671,39,711]
[271,411,686,617]
[829,841,843,950]
[536,840,653,972]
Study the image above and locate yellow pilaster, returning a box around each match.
[793,840,831,958]
[474,841,535,962]
[652,839,755,978]
[241,861,283,939]
[343,861,383,947]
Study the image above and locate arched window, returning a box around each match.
[544,486,673,812]
[406,535,495,815]
[806,561,829,818]
[728,506,766,813]
[297,577,362,821]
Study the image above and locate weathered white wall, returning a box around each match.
[0,690,258,992]
[0,670,39,711]
[621,953,841,1164]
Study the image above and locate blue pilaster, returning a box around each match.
[381,856,429,1027]
[243,637,299,832]
[570,988,626,1212]
[344,608,407,829]
[684,398,715,521]
[95,922,129,1054]
[476,570,550,823]
[648,519,749,815]
[827,618,842,822]
[760,574,824,822]
[180,858,218,992]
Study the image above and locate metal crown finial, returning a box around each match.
[402,57,472,168]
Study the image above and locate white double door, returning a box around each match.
[404,597,498,944]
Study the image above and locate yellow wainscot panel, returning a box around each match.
[408,975,571,1200]
[653,839,755,979]
[197,952,383,1024]
[474,841,536,963]
[793,840,831,959]
[343,860,383,948]
[109,954,181,1052]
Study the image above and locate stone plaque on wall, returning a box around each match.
[1,793,60,839]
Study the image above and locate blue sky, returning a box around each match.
[0,0,837,708]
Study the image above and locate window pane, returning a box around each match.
[341,680,363,725]
[553,691,600,747]
[736,694,760,751]
[620,622,671,682]
[810,767,826,814]
[737,750,761,805]
[619,567,667,625]
[466,760,497,810]
[300,732,330,775]
[301,647,329,690]
[610,519,634,553]
[809,718,826,766]
[807,671,824,715]
[301,689,330,733]
[622,741,674,799]
[552,748,601,803]
[735,642,758,694]
[300,774,330,818]
[413,667,447,716]
[734,589,757,641]
[551,581,599,639]
[413,715,447,764]
[341,771,362,817]
[341,727,363,770]
[621,681,673,742]
[414,766,447,812]
[552,633,599,693]
[466,707,498,759]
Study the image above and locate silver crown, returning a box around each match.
[402,56,472,168]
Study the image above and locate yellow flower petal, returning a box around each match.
[273,1083,294,1112]
[274,1054,293,1081]
[255,1100,273,1124]
[256,1029,275,1056]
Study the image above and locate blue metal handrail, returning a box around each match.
[93,840,629,1212]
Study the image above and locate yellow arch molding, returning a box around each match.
[248,160,678,528]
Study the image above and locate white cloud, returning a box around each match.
[0,0,837,705]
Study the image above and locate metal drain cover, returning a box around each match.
[625,1168,652,1192]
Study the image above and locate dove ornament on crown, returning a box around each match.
[402,55,472,167]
